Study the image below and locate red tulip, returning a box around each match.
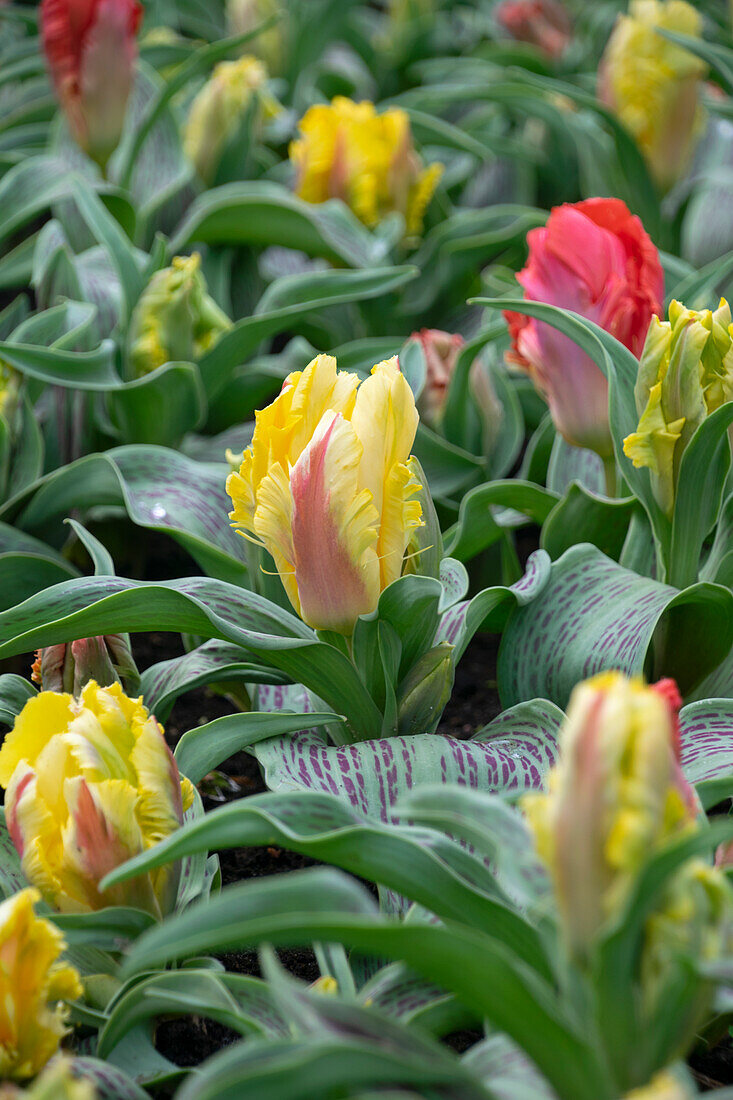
[40,0,143,166]
[504,197,664,457]
[495,0,572,59]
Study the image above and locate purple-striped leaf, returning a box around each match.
[3,445,247,585]
[546,435,605,496]
[253,700,560,821]
[498,544,733,709]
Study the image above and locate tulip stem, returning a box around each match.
[603,457,618,499]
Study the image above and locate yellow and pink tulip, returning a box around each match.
[0,681,194,918]
[227,353,423,635]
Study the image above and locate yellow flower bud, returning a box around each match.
[0,682,195,918]
[183,56,279,185]
[522,673,696,959]
[127,254,231,378]
[598,1,707,191]
[623,299,733,516]
[598,1,706,184]
[227,353,423,634]
[0,889,82,1081]
[226,0,283,72]
[289,97,443,238]
[625,1071,695,1100]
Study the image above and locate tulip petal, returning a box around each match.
[287,411,380,633]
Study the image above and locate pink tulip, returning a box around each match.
[495,0,572,59]
[41,0,143,167]
[504,197,664,458]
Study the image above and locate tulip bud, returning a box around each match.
[0,889,82,1081]
[30,634,140,697]
[598,0,707,192]
[522,672,697,960]
[0,682,194,917]
[183,56,279,185]
[495,0,573,59]
[40,0,143,169]
[397,642,454,736]
[226,0,282,72]
[411,329,504,460]
[227,354,423,634]
[127,254,231,378]
[623,299,733,516]
[289,97,443,238]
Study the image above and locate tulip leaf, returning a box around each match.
[105,361,208,446]
[113,872,609,1100]
[413,424,484,499]
[668,401,733,589]
[0,335,121,390]
[252,700,559,821]
[444,480,557,562]
[141,639,288,723]
[0,575,385,742]
[498,544,733,708]
[678,699,733,808]
[2,446,247,586]
[60,1058,150,1100]
[198,266,417,401]
[175,711,348,785]
[0,673,36,728]
[541,484,637,563]
[546,436,605,496]
[170,181,388,269]
[656,29,733,95]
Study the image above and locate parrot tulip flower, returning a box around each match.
[523,672,698,959]
[623,298,733,516]
[0,889,82,1081]
[504,197,664,461]
[227,354,423,634]
[40,0,143,168]
[598,0,707,192]
[289,97,443,237]
[0,682,195,917]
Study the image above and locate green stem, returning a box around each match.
[603,456,618,499]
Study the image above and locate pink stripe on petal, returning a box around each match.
[290,413,377,633]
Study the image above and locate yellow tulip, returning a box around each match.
[598,0,707,191]
[0,682,194,918]
[289,97,443,237]
[0,888,82,1081]
[127,254,231,378]
[523,673,697,959]
[625,1071,695,1099]
[227,354,423,634]
[184,56,279,184]
[623,299,733,516]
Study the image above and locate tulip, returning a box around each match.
[598,0,707,192]
[30,634,140,697]
[40,0,143,168]
[127,254,231,378]
[504,197,664,461]
[289,97,443,238]
[410,328,503,458]
[0,682,195,917]
[227,354,423,634]
[184,56,279,185]
[522,672,697,959]
[0,889,82,1081]
[495,0,573,59]
[226,0,282,72]
[623,299,733,516]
